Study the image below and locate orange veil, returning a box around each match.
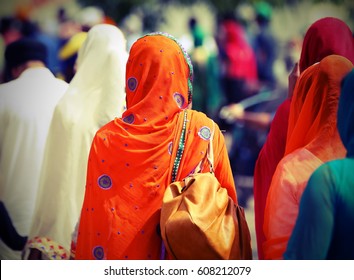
[286,55,354,157]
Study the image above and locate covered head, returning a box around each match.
[285,54,353,156]
[299,17,354,73]
[338,70,354,157]
[5,37,47,69]
[255,1,272,25]
[123,32,193,125]
[217,19,257,81]
[65,23,128,121]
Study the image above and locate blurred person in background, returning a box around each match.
[187,17,207,114]
[0,16,23,46]
[253,16,354,260]
[58,31,87,83]
[186,16,223,120]
[215,14,259,207]
[56,6,105,83]
[20,19,62,78]
[0,38,68,259]
[24,24,128,260]
[1,14,64,83]
[215,15,258,108]
[252,1,277,91]
[0,16,24,83]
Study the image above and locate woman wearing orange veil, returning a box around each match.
[262,55,353,259]
[74,32,237,260]
[253,17,354,259]
[284,70,354,260]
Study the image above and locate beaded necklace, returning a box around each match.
[171,110,188,182]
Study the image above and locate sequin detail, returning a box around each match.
[168,141,173,155]
[127,77,138,91]
[97,174,112,189]
[93,246,104,260]
[173,92,185,108]
[123,114,134,124]
[198,126,211,140]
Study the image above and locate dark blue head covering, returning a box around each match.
[4,37,47,69]
[338,69,354,157]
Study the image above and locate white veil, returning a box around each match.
[25,24,128,259]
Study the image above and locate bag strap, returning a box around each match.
[193,119,216,174]
[171,110,188,183]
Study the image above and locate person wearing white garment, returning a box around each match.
[0,38,68,260]
[24,24,128,260]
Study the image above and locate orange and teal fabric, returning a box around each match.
[263,55,353,259]
[284,70,354,260]
[253,17,354,260]
[75,33,237,260]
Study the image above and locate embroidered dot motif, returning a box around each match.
[127,77,138,91]
[93,246,104,260]
[123,114,134,124]
[198,126,211,140]
[168,141,173,155]
[97,174,112,190]
[173,92,185,108]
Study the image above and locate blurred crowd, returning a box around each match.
[0,5,117,83]
[0,2,302,209]
[1,0,353,261]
